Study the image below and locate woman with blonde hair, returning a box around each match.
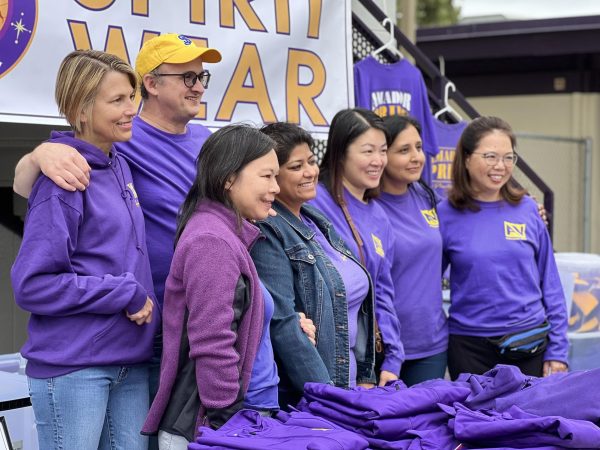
[11,50,158,449]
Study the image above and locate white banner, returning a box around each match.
[0,0,353,139]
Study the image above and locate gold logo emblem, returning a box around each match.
[420,208,439,228]
[371,233,385,257]
[504,221,526,240]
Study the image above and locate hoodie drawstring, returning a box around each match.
[111,157,144,255]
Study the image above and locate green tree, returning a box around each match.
[415,0,461,27]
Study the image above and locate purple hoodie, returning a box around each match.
[448,403,600,449]
[190,409,371,449]
[11,131,158,378]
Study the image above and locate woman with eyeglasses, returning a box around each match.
[437,116,569,379]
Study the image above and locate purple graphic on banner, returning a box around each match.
[0,0,38,79]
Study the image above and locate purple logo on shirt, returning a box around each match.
[0,0,38,79]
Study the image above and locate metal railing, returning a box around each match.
[353,0,556,237]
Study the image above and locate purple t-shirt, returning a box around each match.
[116,116,211,307]
[310,184,404,373]
[302,215,369,387]
[354,56,439,184]
[376,186,448,359]
[431,119,467,198]
[245,281,279,410]
[438,196,569,363]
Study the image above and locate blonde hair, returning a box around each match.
[55,50,137,134]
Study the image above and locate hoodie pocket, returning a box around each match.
[92,314,121,343]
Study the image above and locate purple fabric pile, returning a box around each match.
[189,365,600,449]
[188,409,370,449]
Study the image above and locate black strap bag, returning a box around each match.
[487,321,551,360]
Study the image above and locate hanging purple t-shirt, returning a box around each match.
[431,119,467,198]
[354,56,439,185]
[245,281,279,410]
[116,116,211,307]
[376,186,448,360]
[302,215,369,387]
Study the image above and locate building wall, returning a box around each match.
[0,224,27,354]
[0,122,56,354]
[467,93,600,254]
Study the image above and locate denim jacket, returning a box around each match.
[251,201,376,407]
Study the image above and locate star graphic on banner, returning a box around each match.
[12,12,32,44]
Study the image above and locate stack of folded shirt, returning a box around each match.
[298,379,470,448]
[461,364,600,423]
[445,403,600,449]
[188,409,370,449]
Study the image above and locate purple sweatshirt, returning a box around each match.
[117,116,211,307]
[449,402,600,449]
[437,196,569,363]
[190,409,371,449]
[461,364,600,423]
[376,185,448,360]
[143,200,264,433]
[11,132,158,378]
[310,184,404,373]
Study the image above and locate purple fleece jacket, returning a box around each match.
[11,131,158,378]
[143,200,264,433]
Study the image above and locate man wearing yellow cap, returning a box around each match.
[13,34,221,450]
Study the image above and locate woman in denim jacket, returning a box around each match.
[251,123,376,410]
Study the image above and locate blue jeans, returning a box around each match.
[149,333,163,450]
[28,365,149,450]
[400,351,448,386]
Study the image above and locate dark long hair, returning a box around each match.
[381,114,437,208]
[175,124,276,243]
[448,116,525,211]
[319,108,390,205]
[260,122,315,165]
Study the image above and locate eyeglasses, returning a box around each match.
[153,70,211,88]
[472,152,518,167]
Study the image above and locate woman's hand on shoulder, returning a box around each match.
[298,312,317,346]
[529,194,549,226]
[35,142,91,192]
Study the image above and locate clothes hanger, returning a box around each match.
[434,80,463,121]
[372,17,402,58]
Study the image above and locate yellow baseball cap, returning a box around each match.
[135,33,222,78]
